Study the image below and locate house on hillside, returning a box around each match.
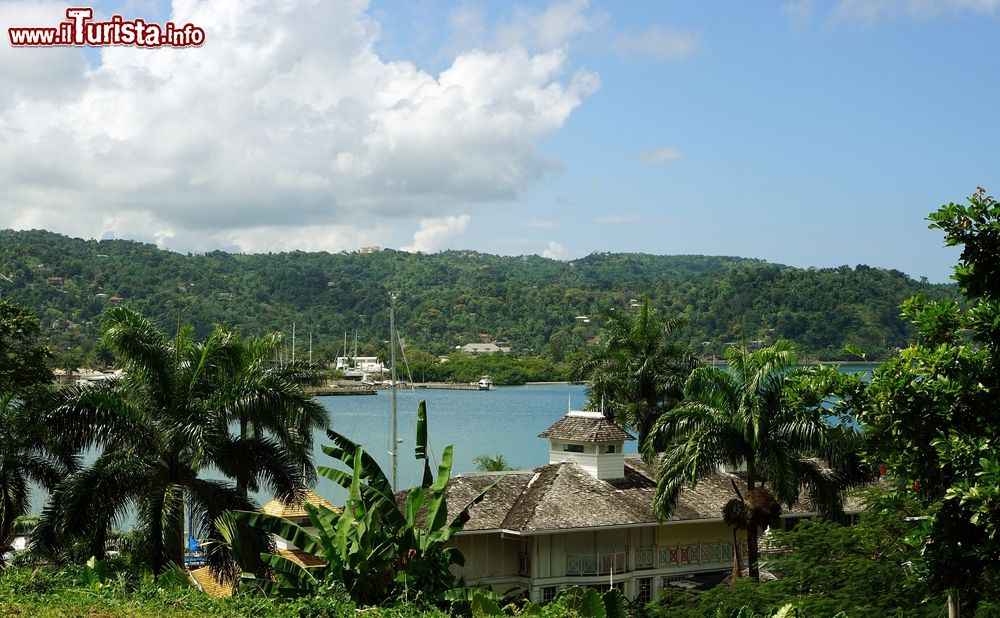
[459,342,512,355]
[437,409,857,604]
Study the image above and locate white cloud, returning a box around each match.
[445,0,606,57]
[496,0,608,51]
[832,0,999,23]
[541,240,570,260]
[0,0,599,253]
[594,213,642,224]
[615,26,699,60]
[524,218,559,229]
[781,0,815,26]
[639,147,684,165]
[402,215,471,253]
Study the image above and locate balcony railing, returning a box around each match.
[565,551,627,576]
[565,540,748,576]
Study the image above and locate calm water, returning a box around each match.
[31,364,876,514]
[311,383,630,502]
[313,364,877,500]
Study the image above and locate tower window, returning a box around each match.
[604,444,616,454]
[562,443,584,453]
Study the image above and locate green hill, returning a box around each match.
[0,229,955,366]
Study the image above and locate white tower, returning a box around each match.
[538,409,635,480]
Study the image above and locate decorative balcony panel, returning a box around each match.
[634,547,655,570]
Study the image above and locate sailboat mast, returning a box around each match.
[389,291,398,492]
[308,331,313,366]
[291,322,296,363]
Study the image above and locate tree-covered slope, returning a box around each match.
[0,229,954,364]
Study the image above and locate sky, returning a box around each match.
[2,0,999,282]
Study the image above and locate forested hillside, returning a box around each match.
[0,229,955,366]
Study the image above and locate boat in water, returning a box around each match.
[478,375,495,390]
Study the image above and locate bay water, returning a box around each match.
[311,383,622,503]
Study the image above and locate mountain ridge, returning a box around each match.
[0,228,954,364]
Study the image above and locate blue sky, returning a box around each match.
[2,0,998,281]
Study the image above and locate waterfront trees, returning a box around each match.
[0,300,53,394]
[35,307,327,573]
[649,341,863,582]
[0,390,75,567]
[0,301,73,567]
[574,299,698,452]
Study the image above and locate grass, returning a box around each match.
[0,564,452,618]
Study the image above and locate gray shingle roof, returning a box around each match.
[538,414,635,442]
[439,457,863,534]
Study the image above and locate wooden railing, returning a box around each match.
[565,551,628,576]
[565,540,748,576]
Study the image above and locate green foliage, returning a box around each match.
[35,307,327,573]
[0,300,53,394]
[80,556,110,590]
[226,400,492,606]
[455,585,625,618]
[854,189,1000,612]
[0,302,73,567]
[647,486,954,618]
[0,231,953,370]
[650,341,867,582]
[574,299,699,451]
[0,562,361,617]
[472,453,512,472]
[406,352,568,386]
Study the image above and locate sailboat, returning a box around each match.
[339,332,365,380]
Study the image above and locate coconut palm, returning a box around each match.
[213,331,327,498]
[35,307,328,573]
[473,453,512,472]
[573,299,698,453]
[0,393,75,566]
[649,340,861,582]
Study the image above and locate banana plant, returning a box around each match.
[221,400,496,605]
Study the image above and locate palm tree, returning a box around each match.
[0,393,75,566]
[649,340,861,582]
[36,307,328,572]
[473,453,512,472]
[213,331,327,499]
[574,299,698,453]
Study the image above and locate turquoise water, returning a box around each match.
[311,363,876,502]
[32,364,878,513]
[311,383,625,502]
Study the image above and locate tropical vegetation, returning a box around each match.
[0,229,954,370]
[221,400,489,606]
[33,306,328,573]
[8,190,1000,616]
[648,485,961,618]
[472,453,513,472]
[647,341,867,582]
[0,301,73,568]
[842,188,1000,617]
[573,298,698,451]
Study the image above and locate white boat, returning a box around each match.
[478,376,495,390]
[336,331,384,380]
